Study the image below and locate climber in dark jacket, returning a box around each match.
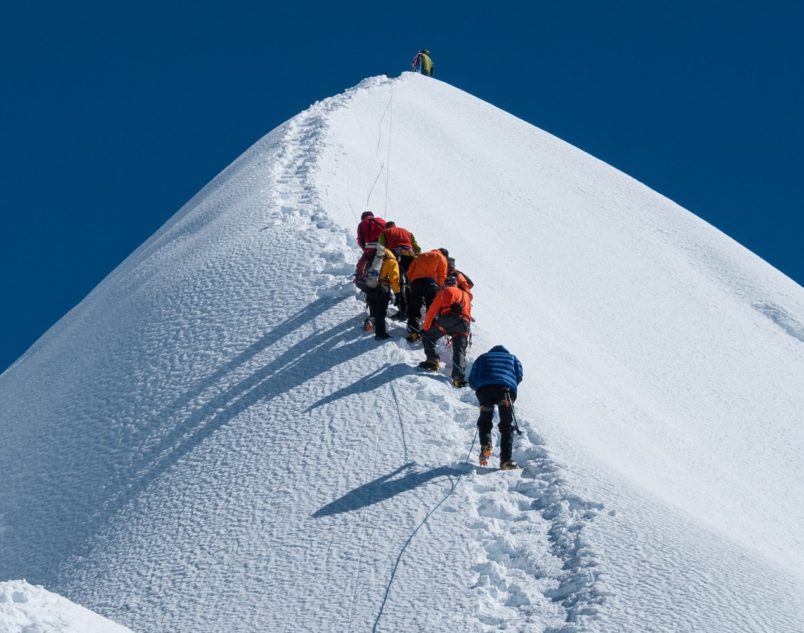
[468,345,524,469]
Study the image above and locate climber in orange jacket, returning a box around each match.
[418,275,472,387]
[447,257,474,300]
[405,247,448,340]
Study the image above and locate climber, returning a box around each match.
[411,49,434,77]
[405,247,448,341]
[378,221,421,272]
[355,211,386,280]
[447,257,474,299]
[468,345,524,469]
[417,275,472,387]
[357,211,386,253]
[361,247,401,340]
[378,221,421,320]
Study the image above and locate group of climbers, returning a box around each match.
[354,210,522,469]
[355,213,473,385]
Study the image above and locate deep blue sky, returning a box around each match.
[2,1,802,372]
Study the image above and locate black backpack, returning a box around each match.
[449,290,467,319]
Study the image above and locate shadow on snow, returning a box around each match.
[312,462,467,518]
[112,293,379,512]
[305,361,412,411]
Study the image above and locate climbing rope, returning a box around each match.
[383,84,394,215]
[345,386,390,633]
[390,382,409,463]
[372,426,478,632]
[365,83,395,211]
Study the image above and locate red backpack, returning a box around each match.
[358,216,386,248]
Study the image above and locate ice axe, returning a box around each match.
[504,389,523,436]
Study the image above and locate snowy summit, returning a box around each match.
[1,73,803,632]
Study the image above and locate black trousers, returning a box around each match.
[397,252,415,277]
[395,253,415,317]
[366,286,391,335]
[476,385,517,463]
[423,314,469,379]
[407,277,438,332]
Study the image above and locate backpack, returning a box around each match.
[357,245,384,290]
[359,217,385,247]
[447,290,468,320]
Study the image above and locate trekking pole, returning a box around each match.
[465,425,479,464]
[504,389,523,436]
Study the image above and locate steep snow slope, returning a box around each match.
[1,74,803,632]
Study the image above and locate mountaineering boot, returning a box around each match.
[479,442,492,467]
[500,460,519,470]
[406,331,420,343]
[417,358,439,371]
[452,377,467,388]
[375,331,392,341]
[363,317,374,332]
[500,431,514,466]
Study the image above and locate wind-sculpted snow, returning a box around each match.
[752,300,804,342]
[1,73,804,632]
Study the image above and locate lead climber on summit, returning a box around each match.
[411,49,434,77]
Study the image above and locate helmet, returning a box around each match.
[385,221,396,228]
[444,275,458,287]
[438,248,449,257]
[361,211,374,220]
[421,49,430,55]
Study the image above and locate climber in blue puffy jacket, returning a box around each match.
[468,345,523,469]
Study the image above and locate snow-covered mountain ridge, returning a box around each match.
[1,73,802,632]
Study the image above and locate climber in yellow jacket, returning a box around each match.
[365,248,401,341]
[411,49,434,77]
